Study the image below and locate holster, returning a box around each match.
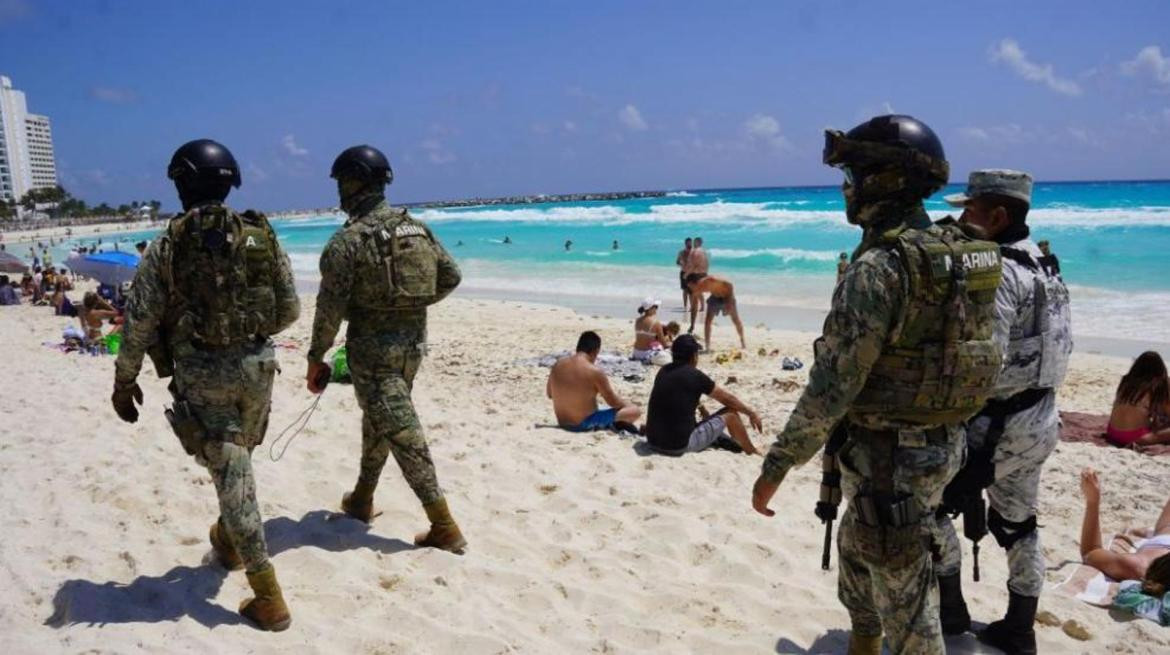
[849,505,928,570]
[164,399,205,456]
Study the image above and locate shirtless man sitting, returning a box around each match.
[685,273,746,351]
[1079,468,1170,595]
[547,331,642,432]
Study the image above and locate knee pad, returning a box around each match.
[987,507,1037,549]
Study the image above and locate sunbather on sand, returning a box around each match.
[1105,351,1170,448]
[79,291,119,343]
[1080,468,1170,596]
[547,330,642,432]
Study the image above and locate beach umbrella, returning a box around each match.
[68,251,140,287]
[0,251,28,273]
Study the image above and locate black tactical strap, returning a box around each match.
[988,506,1037,549]
[999,246,1039,271]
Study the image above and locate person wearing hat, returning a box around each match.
[632,296,672,363]
[836,252,848,283]
[935,169,1073,653]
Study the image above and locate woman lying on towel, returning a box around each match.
[1080,468,1170,624]
[1105,351,1170,448]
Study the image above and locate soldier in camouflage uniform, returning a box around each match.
[935,171,1072,654]
[111,139,300,631]
[750,116,1004,655]
[306,145,466,553]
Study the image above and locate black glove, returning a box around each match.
[112,380,143,423]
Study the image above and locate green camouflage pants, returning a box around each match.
[348,339,443,506]
[936,392,1059,597]
[175,340,277,574]
[836,425,963,655]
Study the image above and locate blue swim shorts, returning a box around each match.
[567,408,618,432]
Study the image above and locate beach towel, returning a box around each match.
[1113,580,1170,625]
[518,351,645,382]
[1060,411,1170,456]
[1052,529,1152,609]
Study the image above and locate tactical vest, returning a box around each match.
[850,222,1004,425]
[994,244,1072,392]
[350,207,442,310]
[162,206,279,347]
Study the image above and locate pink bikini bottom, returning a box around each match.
[1106,424,1150,447]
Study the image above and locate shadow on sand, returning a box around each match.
[775,627,1006,654]
[45,509,413,628]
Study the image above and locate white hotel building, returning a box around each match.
[0,75,58,203]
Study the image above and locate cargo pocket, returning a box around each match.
[851,519,929,570]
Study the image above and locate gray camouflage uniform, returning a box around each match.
[308,197,461,507]
[115,204,300,574]
[936,237,1072,596]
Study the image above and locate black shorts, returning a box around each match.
[679,270,687,290]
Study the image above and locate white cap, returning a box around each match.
[638,297,660,312]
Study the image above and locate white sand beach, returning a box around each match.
[1,293,1168,654]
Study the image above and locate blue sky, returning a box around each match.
[1,0,1168,211]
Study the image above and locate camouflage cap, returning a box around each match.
[944,169,1033,206]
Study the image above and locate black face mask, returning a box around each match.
[176,178,231,211]
[337,178,384,215]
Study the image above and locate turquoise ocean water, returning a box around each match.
[47,180,1170,341]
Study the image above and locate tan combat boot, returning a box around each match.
[239,563,292,632]
[209,519,243,571]
[846,633,882,655]
[414,497,468,554]
[341,480,378,523]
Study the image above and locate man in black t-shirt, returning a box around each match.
[645,335,763,455]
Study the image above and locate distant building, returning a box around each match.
[0,75,59,204]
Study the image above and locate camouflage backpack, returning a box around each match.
[352,207,442,310]
[161,205,279,347]
[850,221,1004,425]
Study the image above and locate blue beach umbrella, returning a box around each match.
[68,251,140,287]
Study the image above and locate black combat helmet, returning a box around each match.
[167,139,242,188]
[823,114,949,201]
[330,145,394,185]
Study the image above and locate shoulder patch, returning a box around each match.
[395,223,428,238]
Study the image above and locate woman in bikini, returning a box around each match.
[1105,351,1170,448]
[632,297,672,363]
[78,291,119,345]
[1080,468,1170,596]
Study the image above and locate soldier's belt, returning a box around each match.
[853,494,921,528]
[187,335,265,352]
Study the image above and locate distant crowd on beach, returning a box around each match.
[0,239,148,354]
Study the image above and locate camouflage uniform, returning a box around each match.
[937,237,1072,596]
[308,197,461,507]
[763,203,1002,654]
[115,203,299,574]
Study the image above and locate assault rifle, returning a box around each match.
[940,447,993,581]
[815,422,849,570]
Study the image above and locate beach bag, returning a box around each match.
[331,346,351,383]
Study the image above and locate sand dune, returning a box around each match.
[1,295,1167,654]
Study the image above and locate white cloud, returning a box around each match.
[89,86,137,104]
[247,162,270,183]
[420,138,456,165]
[989,39,1082,96]
[957,124,1032,144]
[563,120,577,133]
[618,104,648,131]
[1121,45,1170,87]
[281,134,308,157]
[743,113,789,149]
